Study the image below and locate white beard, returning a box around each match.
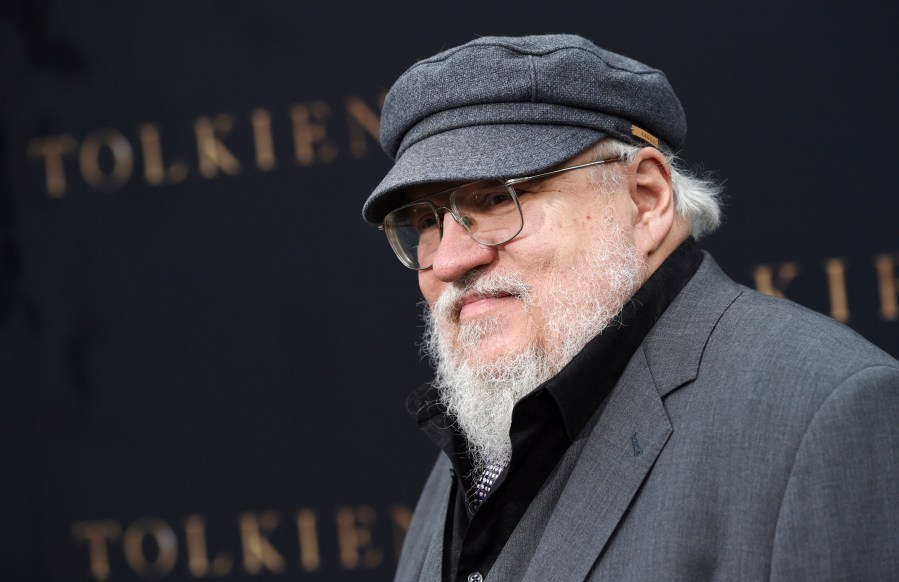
[422,215,646,474]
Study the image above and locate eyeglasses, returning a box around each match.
[380,156,623,270]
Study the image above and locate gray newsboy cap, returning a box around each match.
[363,34,686,223]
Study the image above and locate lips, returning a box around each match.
[456,291,516,320]
[432,271,531,323]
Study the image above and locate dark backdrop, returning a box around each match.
[1,1,896,580]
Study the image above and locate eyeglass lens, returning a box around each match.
[384,179,524,269]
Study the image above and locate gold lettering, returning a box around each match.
[390,505,412,560]
[824,258,850,322]
[295,510,320,571]
[79,129,134,190]
[184,515,232,577]
[753,262,800,298]
[238,512,286,575]
[345,96,381,158]
[336,506,382,570]
[184,515,210,577]
[874,253,899,321]
[290,102,336,165]
[250,109,276,171]
[139,124,164,184]
[139,123,187,185]
[194,114,241,178]
[71,520,122,581]
[122,518,178,579]
[28,135,77,197]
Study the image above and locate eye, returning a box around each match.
[471,186,514,212]
[412,211,439,234]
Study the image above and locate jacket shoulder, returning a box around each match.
[711,285,898,381]
[644,253,897,398]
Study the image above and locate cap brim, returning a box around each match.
[362,124,606,223]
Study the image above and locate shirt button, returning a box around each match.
[467,573,483,582]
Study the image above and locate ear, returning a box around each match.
[626,148,676,256]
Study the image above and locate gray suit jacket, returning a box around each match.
[395,255,899,581]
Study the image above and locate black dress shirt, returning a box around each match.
[405,239,704,582]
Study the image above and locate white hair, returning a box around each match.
[588,139,724,239]
[421,210,645,475]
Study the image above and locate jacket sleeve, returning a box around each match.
[769,365,899,580]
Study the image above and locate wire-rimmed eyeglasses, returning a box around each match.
[379,156,623,270]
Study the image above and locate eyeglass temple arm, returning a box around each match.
[503,157,623,187]
[376,156,624,228]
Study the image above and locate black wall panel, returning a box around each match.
[1,1,896,580]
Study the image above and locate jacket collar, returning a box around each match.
[643,253,743,398]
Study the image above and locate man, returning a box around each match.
[362,34,899,581]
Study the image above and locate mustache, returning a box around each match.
[431,270,532,321]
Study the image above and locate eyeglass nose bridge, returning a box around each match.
[433,205,475,234]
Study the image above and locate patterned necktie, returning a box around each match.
[470,462,504,512]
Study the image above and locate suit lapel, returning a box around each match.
[521,348,671,582]
[521,255,742,581]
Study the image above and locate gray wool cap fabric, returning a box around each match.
[363,34,686,223]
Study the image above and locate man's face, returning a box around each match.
[418,149,646,372]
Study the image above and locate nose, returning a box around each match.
[430,212,497,282]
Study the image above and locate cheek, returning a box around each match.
[418,272,443,306]
[530,197,594,234]
[504,208,590,277]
